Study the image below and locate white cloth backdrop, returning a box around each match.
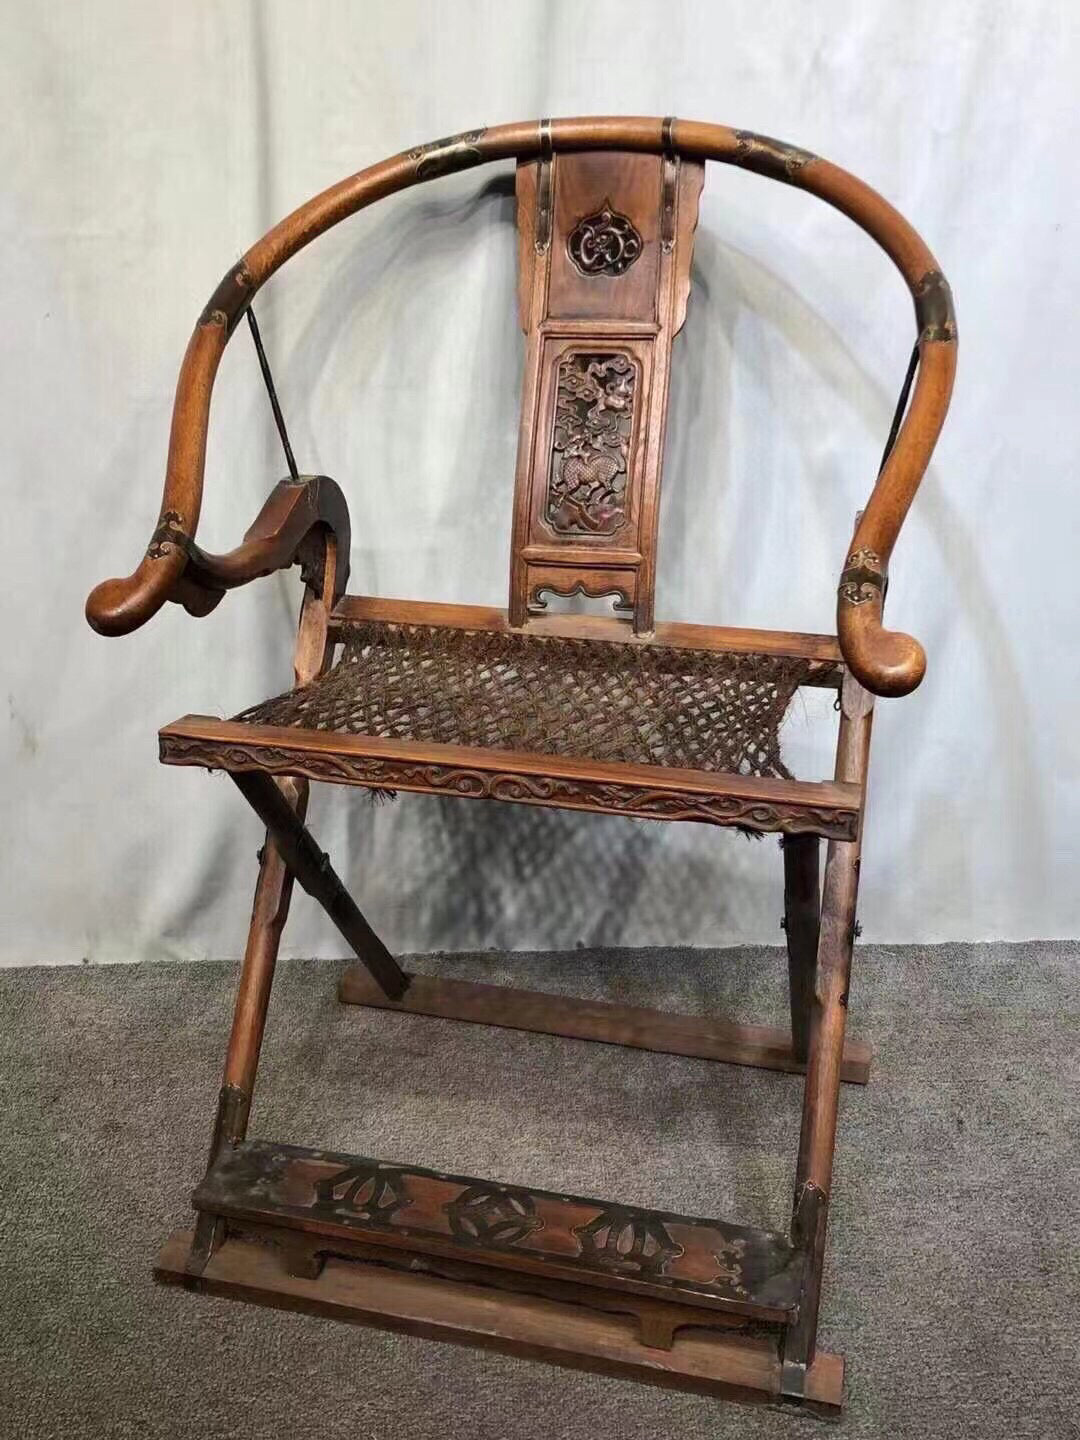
[2,0,1077,966]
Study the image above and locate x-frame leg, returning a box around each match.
[230,768,408,1002]
[186,767,409,1274]
[169,544,871,1413]
[187,774,307,1273]
[186,539,406,1274]
[782,832,821,1064]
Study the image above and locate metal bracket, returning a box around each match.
[914,269,957,343]
[184,1210,225,1278]
[838,548,886,606]
[208,1083,251,1162]
[534,118,553,255]
[733,130,816,184]
[778,1179,828,1403]
[660,116,678,253]
[408,128,486,181]
[146,510,192,560]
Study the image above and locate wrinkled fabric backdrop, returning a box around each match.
[2,1,1076,965]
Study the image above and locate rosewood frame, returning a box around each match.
[87,117,956,1415]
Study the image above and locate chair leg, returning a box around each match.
[782,834,820,1064]
[781,834,860,1398]
[186,560,350,1277]
[782,670,873,1401]
[186,779,306,1276]
[189,761,409,1275]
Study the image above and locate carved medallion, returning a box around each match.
[574,1206,684,1278]
[547,351,637,535]
[567,203,643,277]
[446,1185,543,1248]
[313,1163,409,1227]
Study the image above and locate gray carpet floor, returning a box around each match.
[1,942,1077,1439]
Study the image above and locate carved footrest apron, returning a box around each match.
[154,1140,844,1414]
[192,1141,801,1319]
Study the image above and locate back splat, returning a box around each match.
[510,137,704,633]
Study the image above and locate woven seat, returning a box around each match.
[235,621,815,781]
[161,603,859,841]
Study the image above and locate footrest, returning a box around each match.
[194,1140,803,1322]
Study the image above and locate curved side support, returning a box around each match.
[188,474,350,599]
[87,317,229,635]
[87,474,350,635]
[86,117,955,681]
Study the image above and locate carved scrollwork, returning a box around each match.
[486,774,576,805]
[567,203,643,277]
[547,351,638,535]
[528,581,635,616]
[158,734,860,839]
[592,782,855,836]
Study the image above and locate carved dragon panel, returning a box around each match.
[546,351,638,536]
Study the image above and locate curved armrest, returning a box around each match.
[835,276,957,697]
[87,472,350,635]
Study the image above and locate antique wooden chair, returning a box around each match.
[86,117,955,1414]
